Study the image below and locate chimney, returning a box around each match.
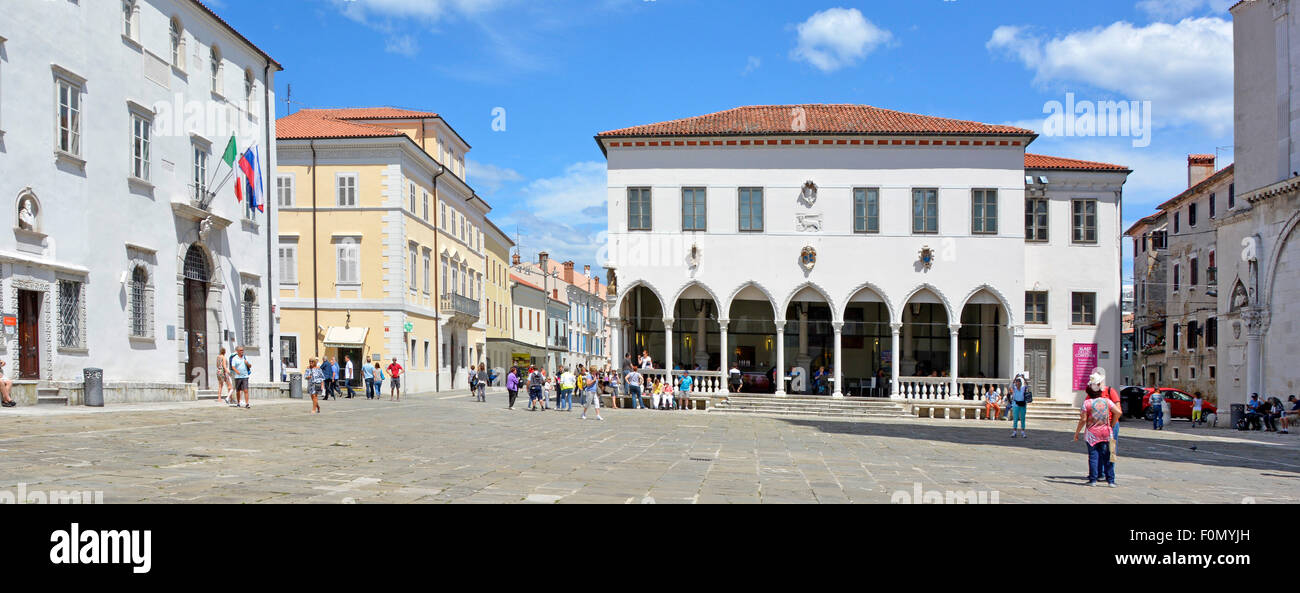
[538,251,549,269]
[562,261,575,284]
[511,252,521,266]
[1188,154,1215,188]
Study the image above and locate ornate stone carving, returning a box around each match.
[799,180,818,207]
[795,212,823,232]
[799,246,817,272]
[919,246,936,270]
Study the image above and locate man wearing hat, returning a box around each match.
[1086,368,1121,439]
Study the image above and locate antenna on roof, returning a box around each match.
[285,84,292,116]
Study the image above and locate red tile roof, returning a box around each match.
[310,107,440,120]
[510,274,544,293]
[1024,153,1130,172]
[277,109,409,140]
[1188,154,1216,165]
[597,104,1036,138]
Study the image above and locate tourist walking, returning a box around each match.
[387,358,403,401]
[579,367,603,421]
[0,361,15,408]
[626,367,645,409]
[230,346,253,409]
[343,355,356,399]
[305,358,324,414]
[374,362,384,397]
[1191,392,1204,427]
[319,358,335,400]
[560,367,575,411]
[362,360,376,399]
[541,369,554,410]
[1150,388,1165,430]
[216,347,233,404]
[527,366,544,410]
[506,366,520,409]
[1074,388,1122,487]
[475,364,488,402]
[728,362,742,394]
[1009,374,1030,438]
[678,371,694,410]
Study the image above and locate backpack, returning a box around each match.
[469,370,478,388]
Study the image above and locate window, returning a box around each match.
[681,188,706,231]
[628,187,652,231]
[409,243,418,290]
[209,46,223,95]
[1173,367,1180,380]
[280,336,298,370]
[192,142,208,200]
[1025,197,1048,242]
[1071,292,1096,325]
[737,187,764,232]
[440,257,449,296]
[422,191,429,221]
[56,78,82,156]
[1190,255,1199,286]
[277,175,294,207]
[278,240,297,284]
[1207,250,1217,285]
[1209,193,1216,218]
[130,112,151,180]
[971,189,998,234]
[336,174,357,206]
[244,69,254,104]
[912,189,938,234]
[422,249,431,294]
[336,241,359,284]
[1174,212,1180,234]
[242,289,257,345]
[1228,183,1235,209]
[122,1,138,40]
[440,203,447,230]
[1189,203,1198,227]
[424,341,430,369]
[169,17,184,70]
[1190,367,1197,380]
[1025,291,1048,324]
[59,280,83,348]
[1172,324,1181,352]
[1188,319,1199,349]
[1209,365,1216,379]
[853,188,880,233]
[409,182,417,212]
[451,265,459,297]
[1173,263,1180,291]
[1071,200,1097,243]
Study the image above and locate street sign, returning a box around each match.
[403,322,414,333]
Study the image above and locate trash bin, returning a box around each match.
[289,373,303,399]
[84,368,104,407]
[1230,403,1245,429]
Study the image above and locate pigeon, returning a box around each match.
[1190,445,1197,451]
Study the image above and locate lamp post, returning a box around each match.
[512,252,562,374]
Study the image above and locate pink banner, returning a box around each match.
[1073,343,1099,391]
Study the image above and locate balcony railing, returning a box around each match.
[441,293,479,318]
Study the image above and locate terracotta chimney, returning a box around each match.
[511,252,521,266]
[538,251,549,270]
[1188,154,1215,188]
[562,261,575,284]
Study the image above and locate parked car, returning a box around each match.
[1136,387,1216,421]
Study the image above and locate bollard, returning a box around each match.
[289,373,303,399]
[84,368,104,407]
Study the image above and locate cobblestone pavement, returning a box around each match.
[1,391,1296,503]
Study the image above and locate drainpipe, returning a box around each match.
[263,61,276,379]
[311,140,319,358]
[432,162,445,392]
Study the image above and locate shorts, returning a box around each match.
[390,377,401,389]
[583,390,600,408]
[1286,413,1300,423]
[233,377,249,392]
[308,383,322,395]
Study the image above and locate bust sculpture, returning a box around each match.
[17,199,36,231]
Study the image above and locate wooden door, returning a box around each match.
[18,290,40,379]
[184,278,208,387]
[1024,339,1051,399]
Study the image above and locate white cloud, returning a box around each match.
[492,161,608,266]
[335,0,502,23]
[987,18,1233,133]
[1136,0,1235,19]
[791,8,893,72]
[467,159,523,195]
[384,34,419,57]
[742,56,762,76]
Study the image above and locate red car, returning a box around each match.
[1137,387,1216,421]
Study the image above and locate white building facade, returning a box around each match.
[0,0,280,402]
[600,105,1127,404]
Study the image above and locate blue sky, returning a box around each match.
[214,0,1237,284]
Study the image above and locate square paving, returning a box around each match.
[1,391,1296,503]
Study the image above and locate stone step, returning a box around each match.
[37,395,67,405]
[708,409,910,419]
[717,402,906,411]
[197,390,220,401]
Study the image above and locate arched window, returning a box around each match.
[131,267,148,337]
[122,1,137,40]
[244,69,255,104]
[169,17,185,69]
[242,288,257,346]
[209,45,223,95]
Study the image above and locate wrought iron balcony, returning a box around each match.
[441,293,480,319]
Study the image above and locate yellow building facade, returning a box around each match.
[275,107,489,392]
[483,220,516,378]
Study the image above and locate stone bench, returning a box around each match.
[910,401,993,420]
[10,380,39,406]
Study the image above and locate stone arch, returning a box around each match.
[669,280,723,312]
[178,242,221,287]
[616,279,668,318]
[842,280,894,325]
[724,281,779,320]
[959,284,1016,327]
[1264,209,1300,309]
[781,281,838,322]
[898,283,955,324]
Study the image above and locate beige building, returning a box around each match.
[483,220,515,378]
[275,107,489,392]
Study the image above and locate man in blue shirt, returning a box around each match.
[230,346,252,409]
[362,359,376,399]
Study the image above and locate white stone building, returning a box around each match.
[0,0,280,402]
[600,105,1128,404]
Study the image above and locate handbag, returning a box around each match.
[1024,389,1033,404]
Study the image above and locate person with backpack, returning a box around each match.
[1075,387,1122,487]
[1009,373,1031,438]
[579,367,603,421]
[527,366,544,411]
[559,366,576,412]
[468,365,480,401]
[229,345,253,409]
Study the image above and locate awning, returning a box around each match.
[323,326,369,348]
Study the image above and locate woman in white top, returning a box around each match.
[0,361,15,407]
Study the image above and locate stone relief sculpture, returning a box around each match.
[795,213,823,232]
[17,197,37,231]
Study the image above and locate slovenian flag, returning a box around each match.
[237,146,264,213]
